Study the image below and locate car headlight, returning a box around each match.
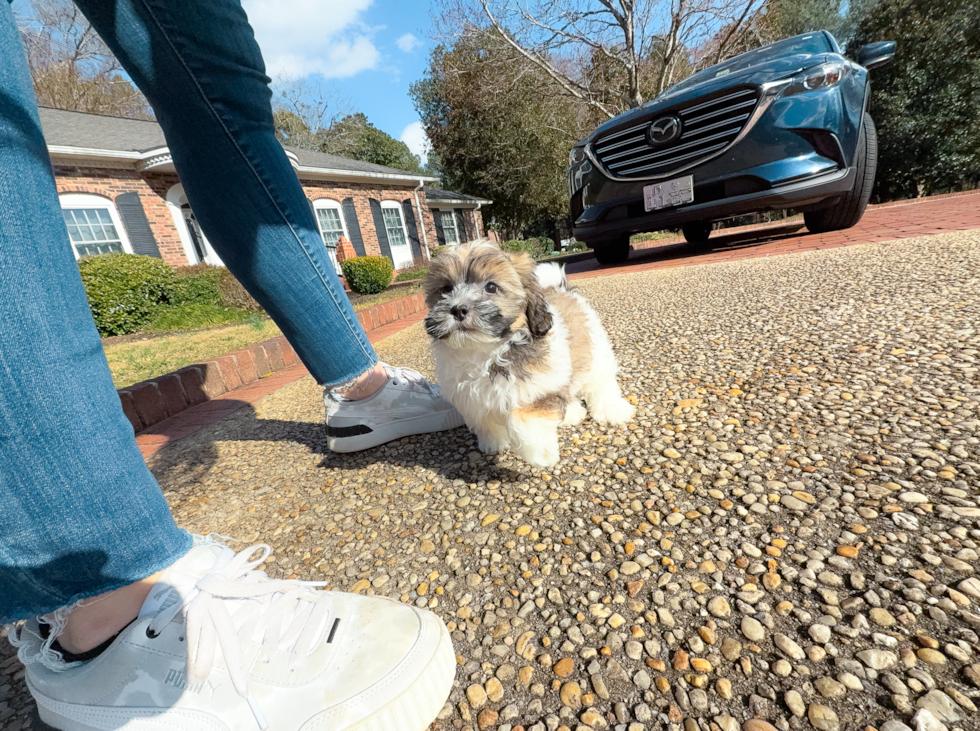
[569,146,586,165]
[782,61,849,96]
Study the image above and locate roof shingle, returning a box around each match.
[37,107,436,179]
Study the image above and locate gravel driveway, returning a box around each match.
[3,230,980,731]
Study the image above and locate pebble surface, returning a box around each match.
[3,231,980,731]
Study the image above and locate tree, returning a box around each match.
[435,0,767,121]
[411,30,583,237]
[851,0,980,199]
[272,75,350,150]
[319,114,425,174]
[16,0,152,119]
[765,0,878,46]
[270,79,425,175]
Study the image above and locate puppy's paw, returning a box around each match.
[478,435,510,454]
[518,434,560,469]
[591,396,635,425]
[562,400,587,426]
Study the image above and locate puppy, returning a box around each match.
[423,241,634,468]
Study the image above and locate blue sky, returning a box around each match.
[241,0,437,162]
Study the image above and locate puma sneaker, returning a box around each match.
[325,364,465,452]
[10,542,456,730]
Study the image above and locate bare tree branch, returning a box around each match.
[16,0,152,118]
[436,0,762,119]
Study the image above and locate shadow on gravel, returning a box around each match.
[564,222,807,276]
[149,403,527,490]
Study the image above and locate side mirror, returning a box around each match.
[856,41,896,70]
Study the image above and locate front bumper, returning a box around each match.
[573,166,855,243]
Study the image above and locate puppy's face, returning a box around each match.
[424,243,552,347]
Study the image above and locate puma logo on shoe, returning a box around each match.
[164,669,208,695]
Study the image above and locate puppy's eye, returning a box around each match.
[439,285,453,295]
[484,282,499,294]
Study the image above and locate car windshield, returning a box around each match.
[661,33,835,96]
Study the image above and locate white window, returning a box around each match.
[59,193,132,259]
[439,210,460,246]
[312,199,347,273]
[380,200,414,269]
[313,199,347,247]
[381,201,408,248]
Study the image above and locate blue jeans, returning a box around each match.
[0,0,377,623]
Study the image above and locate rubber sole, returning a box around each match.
[29,621,457,731]
[327,409,467,453]
[346,619,456,731]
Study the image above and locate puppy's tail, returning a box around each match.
[535,262,568,292]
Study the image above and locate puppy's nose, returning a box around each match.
[450,305,469,321]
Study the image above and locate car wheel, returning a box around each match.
[593,238,631,265]
[804,113,878,233]
[682,221,713,244]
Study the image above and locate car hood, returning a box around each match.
[585,52,841,144]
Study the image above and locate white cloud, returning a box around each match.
[396,33,421,53]
[400,121,430,164]
[242,0,380,79]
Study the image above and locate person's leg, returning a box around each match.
[74,0,376,388]
[3,5,456,725]
[74,0,463,450]
[0,0,192,627]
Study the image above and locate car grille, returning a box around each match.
[591,86,761,180]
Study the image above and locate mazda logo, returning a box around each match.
[647,116,681,146]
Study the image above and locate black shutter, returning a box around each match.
[368,199,393,262]
[115,192,161,258]
[454,208,468,243]
[433,210,446,247]
[341,198,366,256]
[402,200,423,262]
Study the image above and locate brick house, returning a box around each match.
[39,107,491,271]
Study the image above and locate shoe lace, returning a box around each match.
[384,364,437,394]
[146,544,332,731]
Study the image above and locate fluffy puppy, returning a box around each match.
[423,241,634,468]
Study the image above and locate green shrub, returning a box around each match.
[431,245,449,258]
[216,268,263,312]
[395,266,427,282]
[341,256,393,294]
[78,253,176,336]
[171,264,223,305]
[500,237,553,260]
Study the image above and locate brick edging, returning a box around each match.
[353,291,426,334]
[119,290,429,434]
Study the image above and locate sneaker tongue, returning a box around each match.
[138,544,228,619]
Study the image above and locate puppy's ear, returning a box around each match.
[510,251,552,339]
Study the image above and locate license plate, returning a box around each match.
[643,175,694,212]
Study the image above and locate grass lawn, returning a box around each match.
[349,283,422,311]
[105,318,281,388]
[630,231,678,244]
[104,285,423,388]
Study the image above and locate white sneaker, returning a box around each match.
[9,542,456,731]
[325,364,465,453]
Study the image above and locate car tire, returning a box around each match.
[593,238,631,265]
[682,221,713,244]
[804,113,878,233]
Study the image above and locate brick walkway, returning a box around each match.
[565,189,980,279]
[138,190,980,458]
